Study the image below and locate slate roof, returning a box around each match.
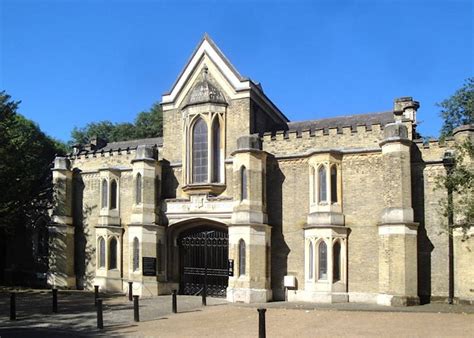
[100,137,163,152]
[286,111,394,133]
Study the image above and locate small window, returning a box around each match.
[212,118,221,183]
[110,180,118,209]
[101,179,108,208]
[318,166,327,203]
[192,117,208,183]
[308,241,313,280]
[98,237,106,268]
[240,166,247,201]
[133,237,139,271]
[333,241,341,282]
[318,241,327,280]
[109,237,118,270]
[135,173,142,204]
[239,239,246,276]
[331,165,338,203]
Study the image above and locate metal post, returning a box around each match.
[258,308,266,338]
[172,290,177,313]
[10,293,16,321]
[52,288,58,313]
[443,153,455,304]
[202,232,208,306]
[128,281,133,301]
[133,295,139,322]
[96,298,104,329]
[94,285,99,306]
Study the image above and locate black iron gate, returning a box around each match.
[179,228,228,298]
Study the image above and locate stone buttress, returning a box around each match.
[378,122,419,306]
[48,157,76,288]
[227,135,272,303]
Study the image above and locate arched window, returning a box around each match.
[331,165,338,203]
[110,180,118,209]
[333,241,341,282]
[98,237,105,268]
[135,173,142,204]
[239,239,246,276]
[318,166,327,203]
[133,237,139,271]
[318,241,327,279]
[192,117,208,183]
[109,237,118,270]
[101,179,108,208]
[311,167,316,203]
[212,118,221,183]
[308,241,314,279]
[240,166,247,201]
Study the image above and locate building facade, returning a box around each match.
[48,35,473,306]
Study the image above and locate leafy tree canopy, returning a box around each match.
[436,78,473,237]
[0,91,66,231]
[70,102,163,145]
[438,77,474,138]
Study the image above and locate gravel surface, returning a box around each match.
[0,290,472,337]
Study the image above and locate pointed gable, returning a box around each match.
[162,34,251,108]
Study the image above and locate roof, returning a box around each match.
[74,137,163,156]
[163,33,247,97]
[101,137,163,152]
[286,111,394,133]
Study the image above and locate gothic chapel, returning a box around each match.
[49,35,473,306]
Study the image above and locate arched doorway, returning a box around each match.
[178,226,229,298]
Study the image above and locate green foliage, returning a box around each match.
[70,102,163,145]
[0,91,65,231]
[436,140,473,237]
[438,77,474,138]
[435,78,473,238]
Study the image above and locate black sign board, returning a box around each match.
[228,259,234,277]
[142,257,157,276]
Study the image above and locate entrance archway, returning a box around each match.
[178,226,228,298]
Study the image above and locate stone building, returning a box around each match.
[48,35,473,305]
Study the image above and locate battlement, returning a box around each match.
[413,137,456,162]
[262,122,388,156]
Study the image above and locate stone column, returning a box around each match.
[378,122,419,306]
[228,135,272,303]
[48,157,76,289]
[128,145,166,296]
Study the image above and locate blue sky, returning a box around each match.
[1,0,473,142]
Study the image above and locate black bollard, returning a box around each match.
[133,295,139,322]
[94,285,99,306]
[201,285,207,306]
[258,308,266,338]
[128,281,133,301]
[10,293,16,321]
[172,290,177,313]
[96,298,104,329]
[52,288,58,313]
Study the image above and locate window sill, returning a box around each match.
[182,183,226,195]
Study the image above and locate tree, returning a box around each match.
[0,91,66,232]
[134,102,163,139]
[438,77,474,139]
[69,101,163,145]
[436,78,473,236]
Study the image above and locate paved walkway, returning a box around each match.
[0,290,472,337]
